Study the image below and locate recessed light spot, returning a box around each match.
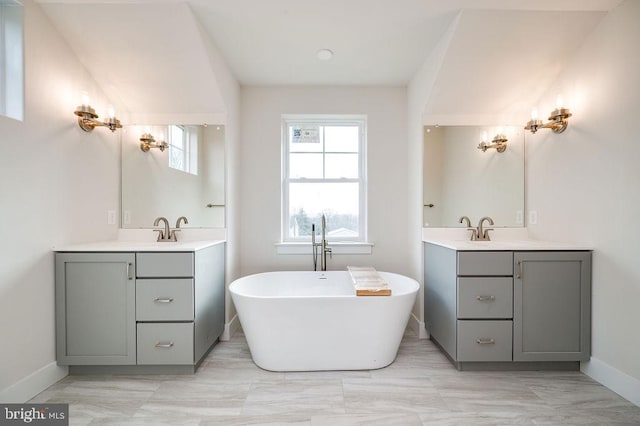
[317,49,333,61]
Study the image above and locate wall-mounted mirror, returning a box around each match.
[121,124,225,228]
[423,125,524,227]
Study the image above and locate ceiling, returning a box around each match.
[36,0,622,123]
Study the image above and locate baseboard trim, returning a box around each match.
[0,362,68,403]
[582,357,640,407]
[220,314,240,341]
[407,313,429,339]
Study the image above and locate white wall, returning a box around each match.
[526,0,640,400]
[238,87,409,276]
[193,12,241,326]
[0,0,120,401]
[407,14,460,328]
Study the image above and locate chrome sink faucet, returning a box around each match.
[459,216,495,241]
[312,214,332,271]
[153,216,176,242]
[476,216,494,241]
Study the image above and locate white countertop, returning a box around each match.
[54,228,226,252]
[54,240,224,252]
[422,228,592,251]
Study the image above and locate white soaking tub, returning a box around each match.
[229,270,419,371]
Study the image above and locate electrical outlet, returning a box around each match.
[107,210,116,225]
[516,210,524,225]
[123,210,131,225]
[528,210,538,225]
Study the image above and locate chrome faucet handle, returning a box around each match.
[153,229,165,242]
[152,216,172,242]
[168,229,179,242]
[482,227,494,240]
[476,216,495,241]
[460,216,479,241]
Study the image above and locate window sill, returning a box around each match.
[275,242,373,255]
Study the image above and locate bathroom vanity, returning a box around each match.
[54,238,225,374]
[424,237,591,370]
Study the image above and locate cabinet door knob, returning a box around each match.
[476,338,496,345]
[155,342,174,349]
[476,295,496,301]
[153,297,174,303]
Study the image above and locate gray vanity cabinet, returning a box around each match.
[55,242,225,373]
[513,251,591,362]
[55,253,136,365]
[424,243,592,370]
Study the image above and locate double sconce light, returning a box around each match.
[139,132,168,152]
[477,96,573,154]
[477,130,508,153]
[524,96,572,134]
[73,93,122,133]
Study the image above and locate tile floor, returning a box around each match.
[30,331,640,425]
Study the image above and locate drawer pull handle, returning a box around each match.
[127,263,133,280]
[476,295,496,302]
[517,260,523,279]
[476,338,496,345]
[154,298,174,303]
[155,342,174,349]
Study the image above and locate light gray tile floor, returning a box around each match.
[30,331,640,425]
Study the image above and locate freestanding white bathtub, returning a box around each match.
[229,271,419,371]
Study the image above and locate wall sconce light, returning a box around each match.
[477,130,507,153]
[73,93,122,132]
[524,96,572,134]
[140,133,168,152]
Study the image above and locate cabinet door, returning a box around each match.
[513,251,591,361]
[55,253,136,365]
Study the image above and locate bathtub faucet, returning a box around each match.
[312,214,332,271]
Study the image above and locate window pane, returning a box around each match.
[289,125,323,152]
[288,182,359,239]
[170,147,184,170]
[325,153,359,179]
[290,153,323,178]
[170,125,184,149]
[324,126,359,152]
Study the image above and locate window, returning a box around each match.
[168,125,198,175]
[0,1,23,121]
[282,115,367,243]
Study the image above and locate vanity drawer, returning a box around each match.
[137,323,194,365]
[457,277,513,319]
[457,252,513,276]
[136,279,194,321]
[136,253,194,278]
[457,320,512,362]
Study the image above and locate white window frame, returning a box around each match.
[281,114,367,244]
[0,1,24,121]
[168,124,198,175]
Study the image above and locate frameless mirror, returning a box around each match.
[121,124,225,228]
[423,125,525,227]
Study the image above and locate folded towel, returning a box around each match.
[347,266,390,293]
